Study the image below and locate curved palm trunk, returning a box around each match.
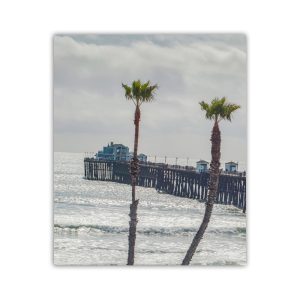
[127,105,141,265]
[182,120,221,265]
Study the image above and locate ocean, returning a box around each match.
[54,152,246,266]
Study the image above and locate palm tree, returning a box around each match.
[182,97,240,265]
[122,80,158,265]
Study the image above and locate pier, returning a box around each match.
[84,158,246,212]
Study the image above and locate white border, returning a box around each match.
[1,1,299,299]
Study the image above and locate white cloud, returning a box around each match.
[54,34,247,168]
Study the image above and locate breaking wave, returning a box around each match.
[54,224,246,236]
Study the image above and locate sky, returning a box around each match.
[53,34,247,169]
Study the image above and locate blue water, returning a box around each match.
[54,152,246,265]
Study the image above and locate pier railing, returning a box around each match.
[84,158,246,212]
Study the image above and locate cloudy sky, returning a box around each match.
[54,34,247,168]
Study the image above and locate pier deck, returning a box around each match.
[84,158,246,212]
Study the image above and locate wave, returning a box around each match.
[54,224,246,236]
[54,224,128,234]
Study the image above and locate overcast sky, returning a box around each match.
[54,34,247,168]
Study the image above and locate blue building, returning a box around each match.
[138,153,147,163]
[196,160,209,173]
[225,161,238,172]
[96,142,130,161]
[95,142,147,162]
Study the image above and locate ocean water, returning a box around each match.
[54,152,246,266]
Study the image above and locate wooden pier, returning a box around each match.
[84,158,246,212]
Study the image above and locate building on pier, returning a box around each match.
[138,153,147,163]
[96,142,130,161]
[95,142,147,162]
[196,160,209,173]
[225,161,238,172]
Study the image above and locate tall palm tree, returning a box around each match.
[122,80,158,265]
[182,97,240,265]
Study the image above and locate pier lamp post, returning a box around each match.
[176,157,178,166]
[164,156,167,164]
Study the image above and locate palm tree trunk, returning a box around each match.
[182,120,221,265]
[127,105,141,265]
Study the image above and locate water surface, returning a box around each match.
[54,152,246,265]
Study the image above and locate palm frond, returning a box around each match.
[200,97,240,122]
[122,83,133,100]
[222,103,241,121]
[141,84,158,103]
[141,81,150,90]
[132,80,142,101]
[199,101,214,120]
[123,80,158,105]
